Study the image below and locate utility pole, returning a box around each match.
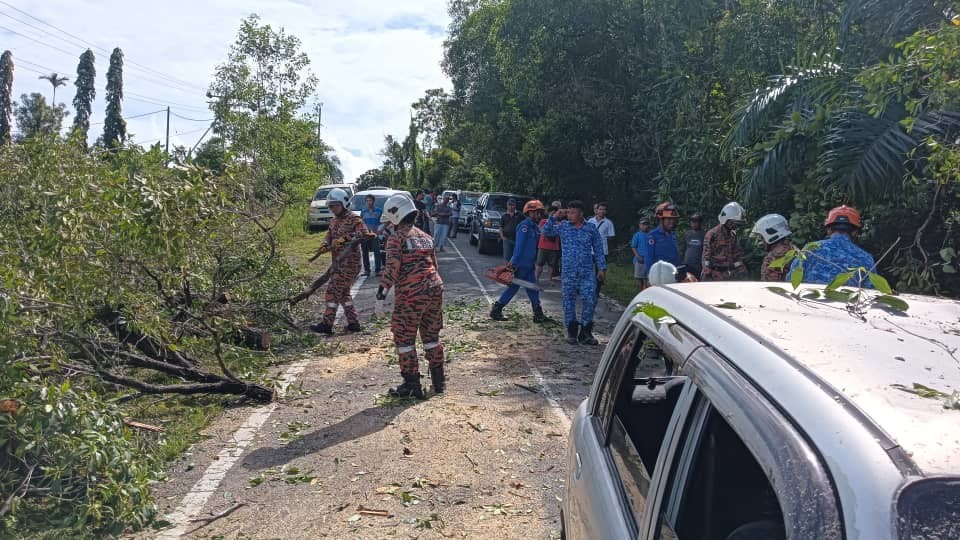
[165,106,171,156]
[316,102,323,168]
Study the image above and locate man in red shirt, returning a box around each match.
[536,201,562,283]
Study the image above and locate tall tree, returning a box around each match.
[38,72,68,105]
[412,88,449,152]
[0,50,12,145]
[102,47,126,148]
[72,49,96,143]
[14,92,68,142]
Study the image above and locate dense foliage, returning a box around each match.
[381,0,959,295]
[102,48,126,148]
[72,50,96,143]
[0,50,13,145]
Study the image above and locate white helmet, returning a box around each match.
[327,188,351,208]
[381,193,417,225]
[751,213,792,244]
[648,261,678,286]
[718,201,746,225]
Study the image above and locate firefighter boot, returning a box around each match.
[309,322,333,335]
[430,365,445,394]
[389,373,425,399]
[345,321,362,333]
[490,302,508,321]
[566,321,580,345]
[578,322,599,346]
[532,304,546,323]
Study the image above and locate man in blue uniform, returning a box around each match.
[646,202,681,267]
[542,200,606,346]
[788,205,877,287]
[490,200,548,323]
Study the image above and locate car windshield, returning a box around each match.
[350,194,389,210]
[460,193,480,205]
[897,478,960,539]
[487,196,529,212]
[313,188,332,200]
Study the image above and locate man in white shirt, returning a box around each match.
[587,202,615,299]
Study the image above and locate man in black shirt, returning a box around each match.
[499,198,522,261]
[414,191,431,236]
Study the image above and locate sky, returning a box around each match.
[0,0,452,182]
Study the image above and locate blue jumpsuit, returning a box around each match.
[542,217,606,326]
[645,226,681,267]
[788,233,877,288]
[498,217,541,308]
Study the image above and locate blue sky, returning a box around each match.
[0,0,451,181]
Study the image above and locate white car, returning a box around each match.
[562,281,960,540]
[349,189,414,220]
[307,184,354,230]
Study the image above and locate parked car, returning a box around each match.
[562,281,960,540]
[307,184,354,230]
[468,192,532,255]
[455,190,481,231]
[348,188,413,220]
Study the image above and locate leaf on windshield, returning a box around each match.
[713,302,741,309]
[868,272,893,294]
[765,286,789,296]
[826,271,854,291]
[891,383,949,400]
[790,267,803,290]
[633,302,671,322]
[874,295,909,312]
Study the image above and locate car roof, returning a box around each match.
[316,184,353,190]
[352,189,409,198]
[647,282,960,476]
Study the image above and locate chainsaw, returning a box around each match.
[483,264,542,291]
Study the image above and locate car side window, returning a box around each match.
[604,332,689,531]
[657,404,786,540]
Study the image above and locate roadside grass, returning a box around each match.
[274,205,330,277]
[122,394,229,464]
[603,259,640,305]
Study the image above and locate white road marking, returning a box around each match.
[159,273,367,538]
[448,240,572,432]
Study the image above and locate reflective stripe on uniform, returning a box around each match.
[424,341,440,350]
[326,302,338,308]
[397,345,416,354]
[343,301,354,306]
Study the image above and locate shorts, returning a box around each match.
[536,249,559,268]
[634,262,648,279]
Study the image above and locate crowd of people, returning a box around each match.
[309,186,877,399]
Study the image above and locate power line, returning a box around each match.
[0,1,205,91]
[170,111,214,122]
[90,108,166,126]
[0,19,206,97]
[126,91,208,112]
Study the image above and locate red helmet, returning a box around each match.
[655,202,680,219]
[825,205,862,229]
[523,199,545,214]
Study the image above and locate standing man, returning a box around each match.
[646,202,682,267]
[542,201,606,346]
[682,213,705,280]
[490,200,548,323]
[448,194,460,239]
[377,194,446,399]
[630,216,651,290]
[788,205,877,287]
[701,202,748,281]
[588,202,616,298]
[535,201,562,284]
[500,198,522,262]
[414,191,431,235]
[423,190,435,215]
[310,188,368,335]
[752,214,794,282]
[432,195,453,252]
[360,194,384,277]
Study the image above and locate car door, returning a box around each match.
[565,322,697,540]
[640,347,844,540]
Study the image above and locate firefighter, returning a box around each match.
[490,200,548,323]
[646,202,681,267]
[701,202,748,281]
[309,188,368,335]
[377,194,446,398]
[752,214,794,282]
[788,205,877,287]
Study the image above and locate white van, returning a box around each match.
[307,184,354,230]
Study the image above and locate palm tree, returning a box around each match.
[38,72,69,105]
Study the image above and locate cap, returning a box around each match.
[690,213,703,221]
[507,198,517,205]
[639,217,650,225]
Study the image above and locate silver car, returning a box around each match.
[307,184,354,230]
[562,281,960,540]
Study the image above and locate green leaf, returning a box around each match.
[633,302,671,322]
[768,249,796,270]
[823,289,855,302]
[942,264,956,274]
[801,290,821,299]
[790,267,803,290]
[826,271,854,291]
[940,247,956,262]
[713,302,741,309]
[874,295,909,312]
[868,273,892,294]
[765,286,789,296]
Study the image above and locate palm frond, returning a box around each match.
[910,110,960,141]
[740,136,811,204]
[839,0,947,57]
[727,61,845,150]
[816,107,915,200]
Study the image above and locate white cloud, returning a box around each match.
[2,0,451,181]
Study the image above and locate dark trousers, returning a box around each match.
[449,218,458,238]
[362,237,384,274]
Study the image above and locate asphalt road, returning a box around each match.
[148,231,629,539]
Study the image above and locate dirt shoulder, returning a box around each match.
[147,293,603,540]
